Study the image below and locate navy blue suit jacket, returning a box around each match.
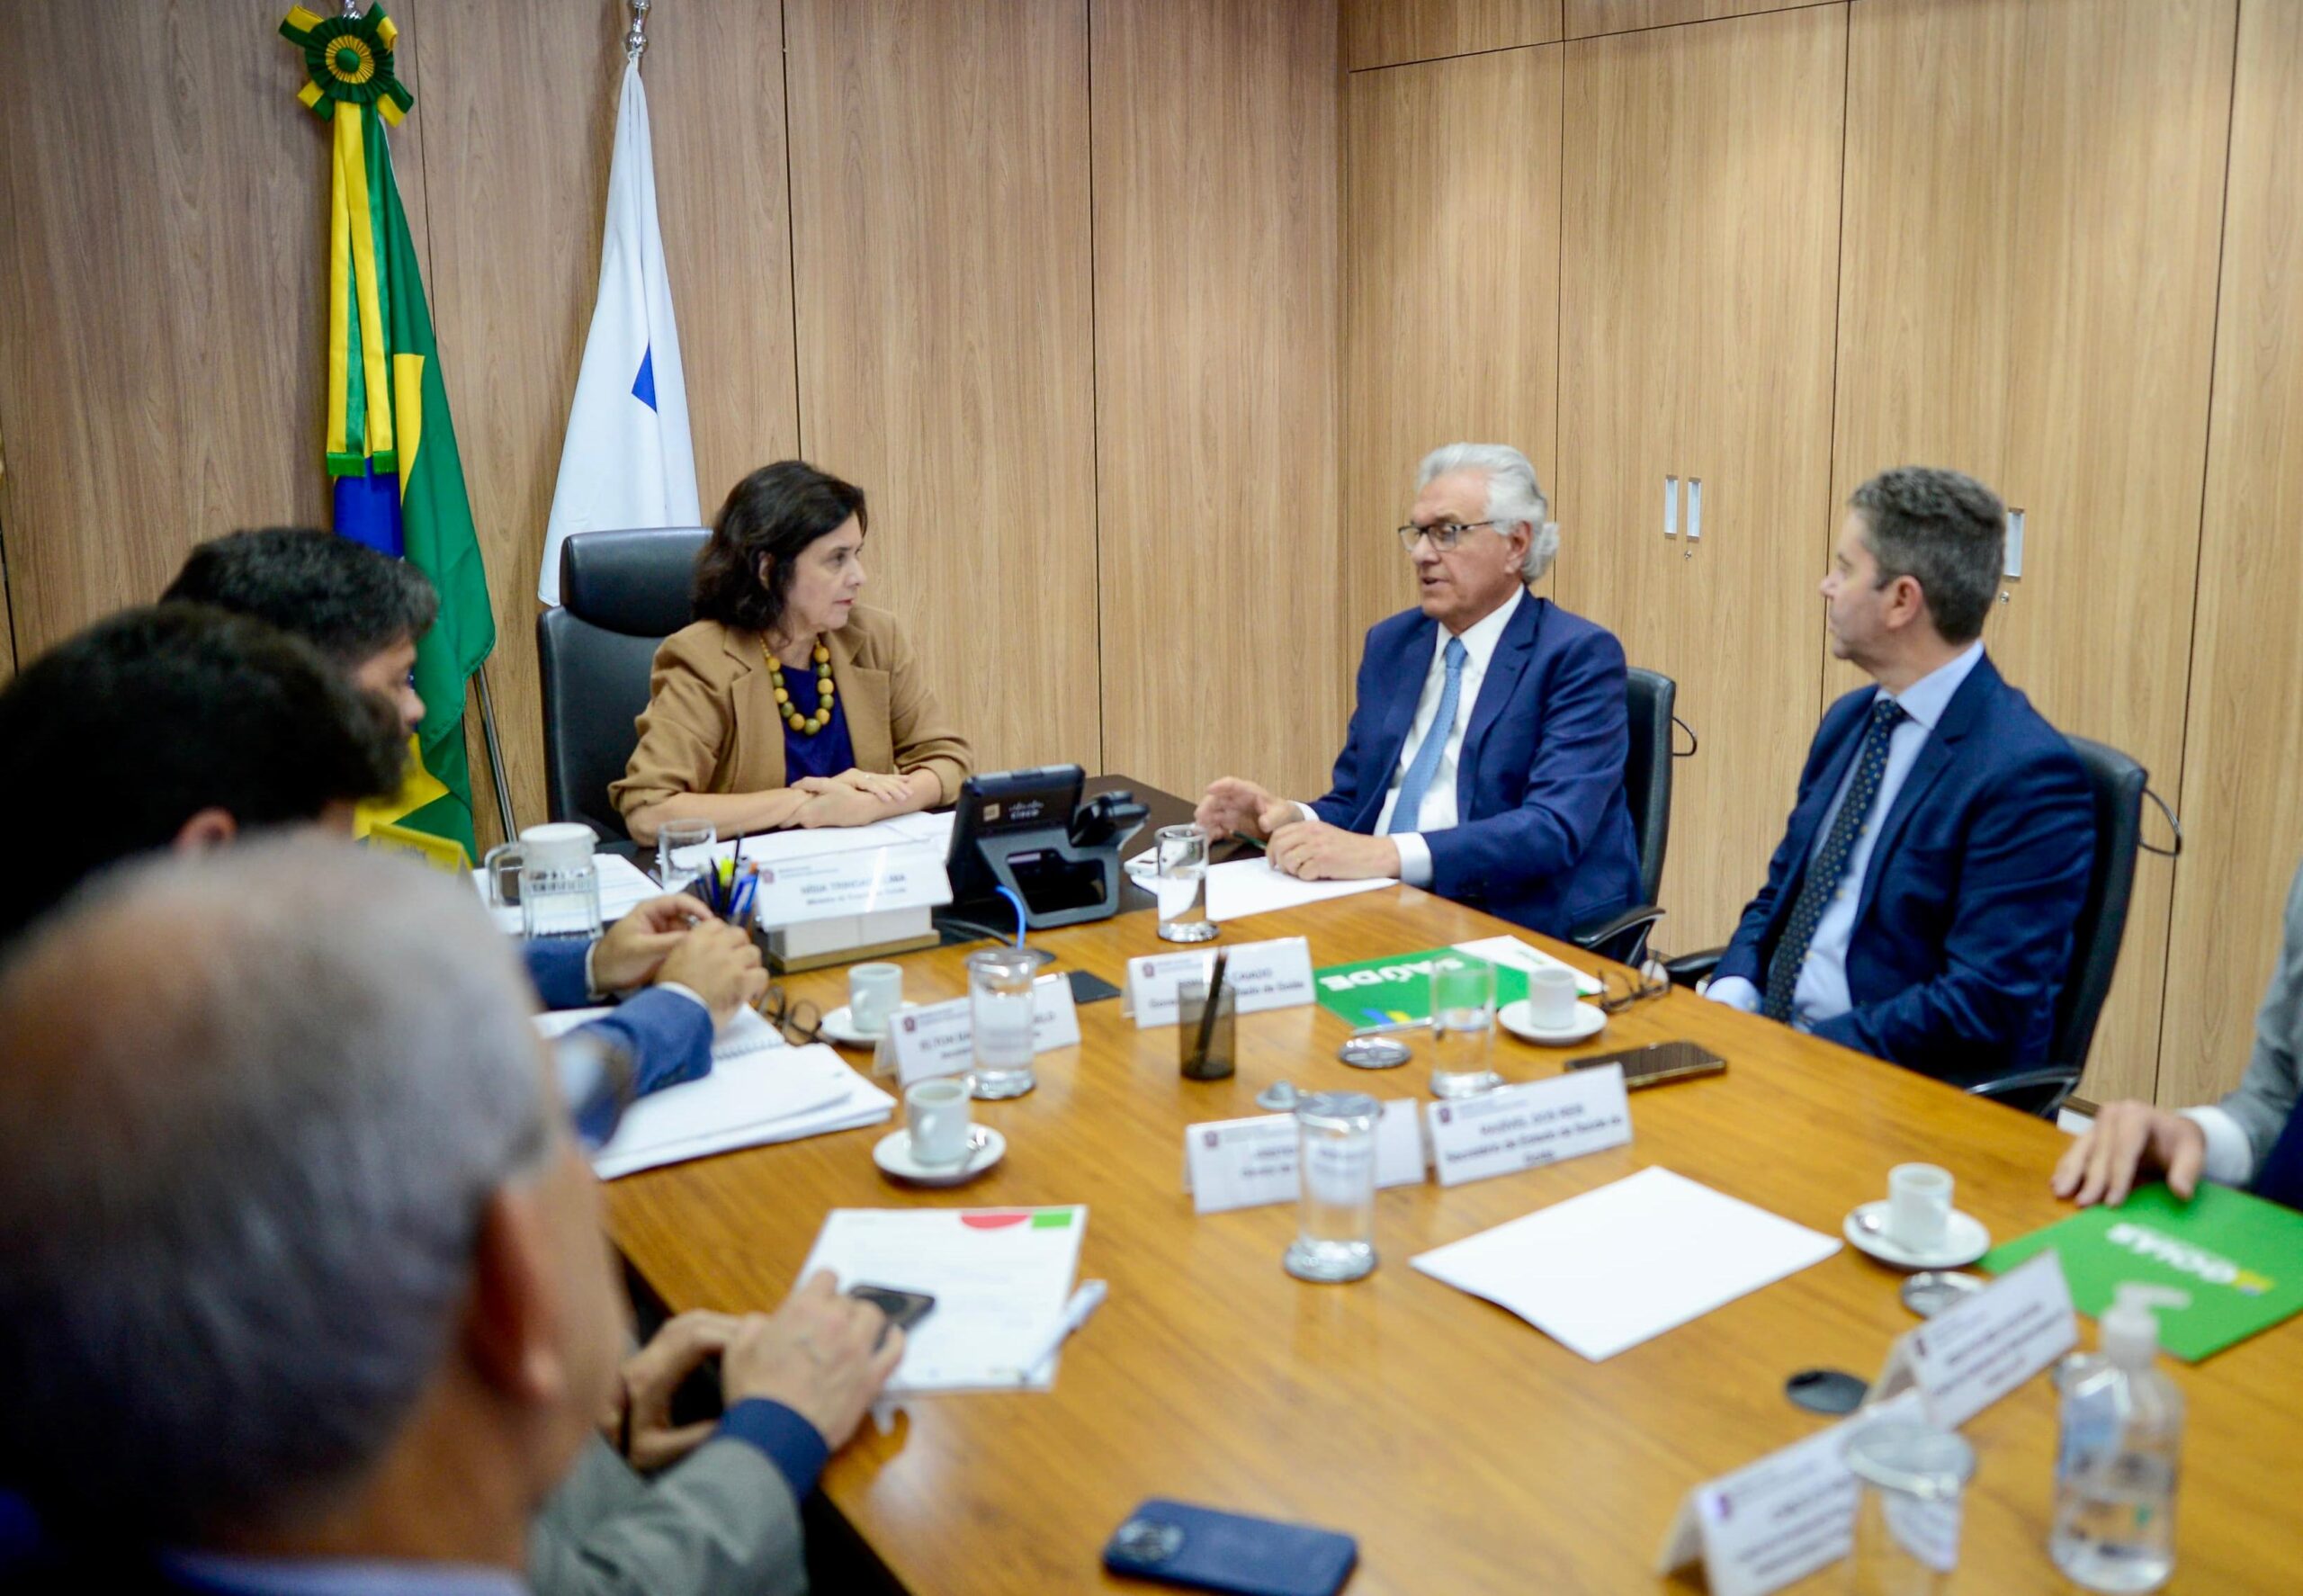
[1312,596,1643,938]
[522,938,714,1098]
[1716,654,2095,1084]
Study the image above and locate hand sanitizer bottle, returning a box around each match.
[2049,1283,2188,1592]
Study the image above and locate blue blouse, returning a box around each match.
[777,656,856,784]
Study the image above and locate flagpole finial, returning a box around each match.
[625,0,651,62]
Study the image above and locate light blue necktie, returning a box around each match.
[1387,636,1468,835]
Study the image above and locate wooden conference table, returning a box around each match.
[605,813,2299,1594]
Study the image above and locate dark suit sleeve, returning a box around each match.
[1714,704,1854,986]
[1420,625,1630,902]
[524,938,598,1009]
[584,988,716,1097]
[1812,749,2095,1069]
[1309,625,1387,828]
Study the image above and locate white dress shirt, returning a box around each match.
[1294,587,1525,887]
[1709,641,1985,1027]
[2179,1105,2262,1187]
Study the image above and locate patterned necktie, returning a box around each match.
[1763,695,1907,1022]
[1388,636,1469,835]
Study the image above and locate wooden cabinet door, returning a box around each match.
[1828,0,2236,1105]
[1556,4,1847,951]
[1342,44,1564,650]
[2160,2,2303,1109]
[1564,0,1826,40]
[1343,0,1562,70]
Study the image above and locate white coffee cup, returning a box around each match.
[1887,1162,1954,1252]
[905,1078,973,1167]
[848,963,904,1036]
[1528,965,1580,1029]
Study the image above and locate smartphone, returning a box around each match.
[1103,1500,1357,1596]
[1568,1039,1725,1089]
[1067,968,1124,1006]
[668,1286,935,1426]
[847,1283,936,1335]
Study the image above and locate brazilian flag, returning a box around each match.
[282,4,494,862]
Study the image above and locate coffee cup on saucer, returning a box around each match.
[1528,966,1579,1030]
[905,1078,972,1167]
[1886,1162,1953,1251]
[848,963,903,1038]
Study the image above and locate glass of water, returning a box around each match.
[1154,823,1219,943]
[656,818,717,901]
[1429,954,1501,1099]
[1284,1090,1379,1283]
[966,946,1048,1099]
[1847,1421,1976,1596]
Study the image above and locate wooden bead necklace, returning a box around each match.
[763,639,837,735]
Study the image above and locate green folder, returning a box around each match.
[1981,1182,2303,1362]
[1312,947,1529,1027]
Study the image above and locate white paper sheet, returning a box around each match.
[1411,1167,1841,1361]
[1450,934,1605,999]
[581,1042,893,1179]
[1200,856,1395,922]
[795,1206,1089,1392]
[474,851,664,934]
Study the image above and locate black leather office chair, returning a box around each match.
[1566,668,1681,965]
[536,527,710,844]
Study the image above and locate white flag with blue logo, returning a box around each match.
[538,58,700,605]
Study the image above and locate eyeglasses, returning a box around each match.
[752,983,823,1045]
[1596,967,1670,1016]
[1395,520,1500,552]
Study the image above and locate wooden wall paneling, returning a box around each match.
[1829,0,2237,1106]
[1564,0,1829,43]
[784,0,1100,779]
[1341,46,1563,666]
[1090,0,1341,801]
[0,0,406,663]
[1342,0,1561,70]
[2160,1,2303,1109]
[1555,5,1847,952]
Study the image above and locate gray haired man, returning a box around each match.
[0,839,897,1595]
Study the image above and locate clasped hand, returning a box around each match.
[792,768,911,828]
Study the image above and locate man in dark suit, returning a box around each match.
[1197,443,1642,939]
[1707,466,2095,1084]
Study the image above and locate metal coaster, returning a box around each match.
[1901,1270,1986,1319]
[1255,1081,1302,1112]
[1339,1036,1411,1070]
[1785,1367,1869,1416]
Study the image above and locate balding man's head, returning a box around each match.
[0,838,623,1553]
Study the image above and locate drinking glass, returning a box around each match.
[1284,1090,1379,1283]
[967,946,1048,1099]
[1429,954,1501,1099]
[656,818,717,901]
[1847,1421,1976,1596]
[1155,823,1219,943]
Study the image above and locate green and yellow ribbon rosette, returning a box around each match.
[280,4,414,125]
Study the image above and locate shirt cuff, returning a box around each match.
[2179,1105,2259,1188]
[652,982,711,1016]
[584,941,604,1001]
[716,1398,831,1501]
[1393,832,1432,888]
[1706,975,1762,1013]
[1289,801,1318,829]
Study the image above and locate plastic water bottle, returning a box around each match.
[2049,1283,2187,1592]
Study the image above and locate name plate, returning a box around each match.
[1181,1102,1425,1214]
[889,976,1083,1088]
[1871,1249,2076,1429]
[1424,1066,1632,1188]
[1655,1390,1928,1596]
[747,843,952,927]
[1123,937,1313,1028]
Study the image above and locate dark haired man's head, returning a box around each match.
[164,527,438,733]
[1823,466,2007,684]
[691,461,869,640]
[0,605,407,943]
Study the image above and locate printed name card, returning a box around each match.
[889,976,1082,1088]
[1424,1066,1632,1188]
[746,843,952,926]
[1181,1102,1425,1214]
[1871,1249,2077,1429]
[1655,1391,1928,1596]
[1123,937,1314,1028]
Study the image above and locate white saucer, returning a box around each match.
[1843,1201,1992,1270]
[874,1125,1006,1187]
[820,1005,887,1048]
[1498,999,1607,1046]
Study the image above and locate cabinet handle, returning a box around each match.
[1687,478,1703,542]
[2004,508,2025,578]
[1664,476,1679,539]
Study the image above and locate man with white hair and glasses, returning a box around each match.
[1198,443,1642,939]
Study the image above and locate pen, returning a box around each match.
[1014,1278,1107,1384]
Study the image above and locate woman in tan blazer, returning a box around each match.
[613,462,972,845]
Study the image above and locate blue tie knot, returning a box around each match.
[1444,636,1468,672]
[1872,695,1905,729]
